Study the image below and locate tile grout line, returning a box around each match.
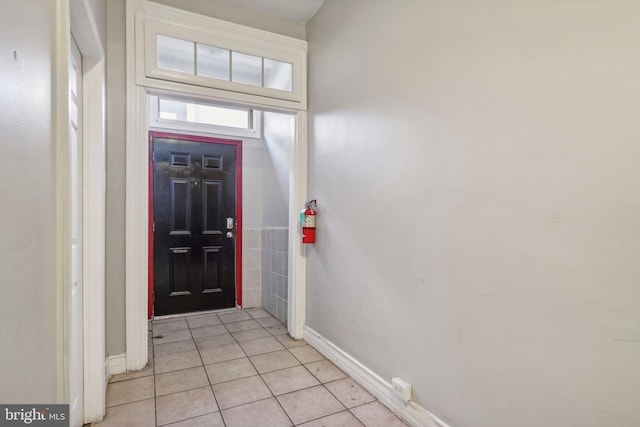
[288,341,403,426]
[150,321,158,427]
[154,339,297,387]
[217,311,258,425]
[187,313,225,427]
[103,326,156,411]
[240,311,297,427]
[104,310,401,427]
[159,410,218,427]
[152,314,226,425]
[102,345,327,414]
[283,348,348,426]
[153,312,349,425]
[154,322,336,402]
[236,312,352,425]
[282,333,374,426]
[291,344,375,426]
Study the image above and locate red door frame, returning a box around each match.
[148,131,243,319]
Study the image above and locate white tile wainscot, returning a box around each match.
[261,227,289,323]
[242,228,262,307]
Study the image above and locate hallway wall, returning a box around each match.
[104,0,305,356]
[0,0,106,403]
[151,0,306,40]
[0,0,58,403]
[105,0,128,358]
[261,112,293,323]
[306,1,640,426]
[240,128,290,309]
[242,112,293,314]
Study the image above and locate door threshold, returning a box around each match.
[152,307,240,321]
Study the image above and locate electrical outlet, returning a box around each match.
[391,377,412,402]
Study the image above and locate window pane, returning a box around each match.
[158,98,250,129]
[158,99,188,121]
[197,44,230,81]
[263,58,293,92]
[231,51,262,86]
[157,35,195,74]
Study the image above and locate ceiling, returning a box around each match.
[222,0,325,23]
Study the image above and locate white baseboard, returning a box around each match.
[303,326,451,427]
[106,353,127,379]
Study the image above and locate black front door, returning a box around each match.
[152,134,238,315]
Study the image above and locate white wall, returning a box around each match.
[225,133,263,308]
[243,112,293,308]
[0,0,106,403]
[0,0,58,403]
[242,137,265,228]
[88,0,107,43]
[306,1,640,426]
[262,112,294,228]
[243,113,293,229]
[261,112,293,321]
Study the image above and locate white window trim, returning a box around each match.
[149,94,262,139]
[134,1,307,108]
[125,0,308,372]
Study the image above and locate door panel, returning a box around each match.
[202,246,223,292]
[153,136,238,315]
[170,179,192,233]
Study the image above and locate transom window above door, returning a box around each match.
[149,95,261,138]
[139,17,307,107]
[156,35,294,93]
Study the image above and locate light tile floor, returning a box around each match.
[93,308,408,427]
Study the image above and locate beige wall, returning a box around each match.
[0,0,58,403]
[262,112,293,228]
[151,0,306,40]
[89,0,107,43]
[0,0,106,403]
[242,112,294,309]
[104,0,305,356]
[105,0,127,356]
[241,112,292,230]
[306,1,640,426]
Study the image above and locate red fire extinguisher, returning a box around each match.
[301,199,317,244]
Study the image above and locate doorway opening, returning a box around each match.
[148,96,295,325]
[126,1,309,371]
[149,132,242,317]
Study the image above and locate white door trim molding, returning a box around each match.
[81,55,107,422]
[71,0,107,422]
[55,0,106,422]
[125,0,309,369]
[287,111,308,339]
[54,0,72,405]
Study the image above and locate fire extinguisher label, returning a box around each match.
[304,215,316,227]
